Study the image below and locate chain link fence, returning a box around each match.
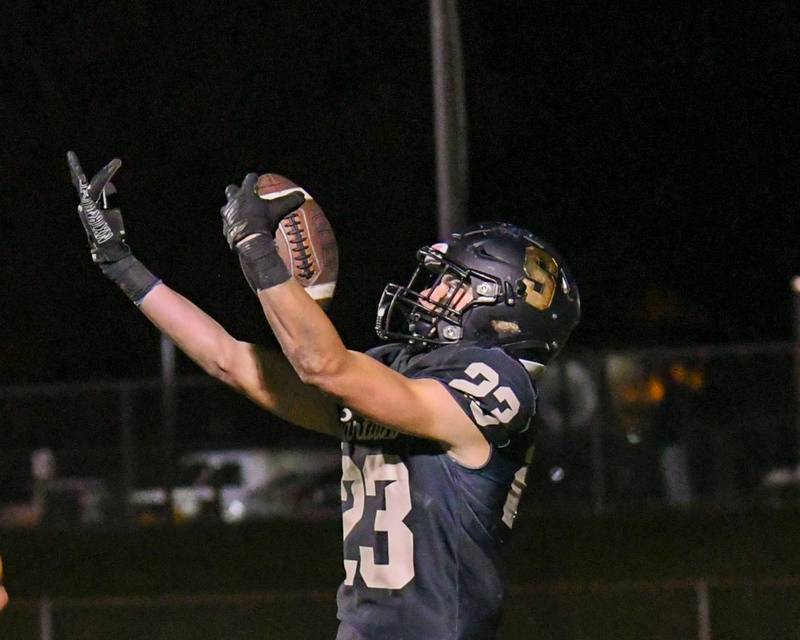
[529,342,798,514]
[0,342,797,528]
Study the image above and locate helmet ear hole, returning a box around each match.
[504,281,516,306]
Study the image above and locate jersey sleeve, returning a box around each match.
[414,346,536,448]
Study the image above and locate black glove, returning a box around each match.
[220,173,304,293]
[67,151,160,303]
[68,151,128,263]
[220,173,305,249]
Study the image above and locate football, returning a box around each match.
[257,174,338,310]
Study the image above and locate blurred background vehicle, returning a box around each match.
[128,448,340,525]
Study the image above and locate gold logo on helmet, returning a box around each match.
[522,246,558,310]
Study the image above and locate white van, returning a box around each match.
[129,448,340,524]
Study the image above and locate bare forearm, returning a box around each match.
[137,284,340,435]
[138,284,239,383]
[253,276,479,450]
[256,279,349,385]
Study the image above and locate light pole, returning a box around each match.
[430,0,469,238]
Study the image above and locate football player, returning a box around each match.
[0,555,8,612]
[68,153,580,639]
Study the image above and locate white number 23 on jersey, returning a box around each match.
[448,362,521,427]
[341,454,414,590]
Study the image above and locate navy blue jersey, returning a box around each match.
[336,343,537,640]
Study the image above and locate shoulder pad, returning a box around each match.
[416,346,536,447]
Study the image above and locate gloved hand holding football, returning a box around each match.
[221,172,338,309]
[257,174,338,310]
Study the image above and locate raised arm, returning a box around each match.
[137,285,340,436]
[66,153,340,437]
[221,175,490,465]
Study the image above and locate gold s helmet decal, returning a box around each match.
[522,245,558,310]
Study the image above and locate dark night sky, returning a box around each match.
[1,2,797,385]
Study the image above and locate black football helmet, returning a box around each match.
[376,222,580,368]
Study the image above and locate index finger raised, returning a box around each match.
[67,150,87,191]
